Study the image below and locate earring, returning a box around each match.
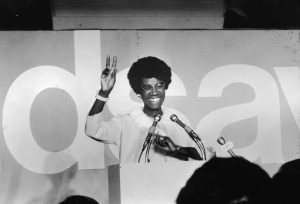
[137,94,141,98]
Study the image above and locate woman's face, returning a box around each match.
[140,77,165,115]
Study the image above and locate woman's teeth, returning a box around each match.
[150,98,159,102]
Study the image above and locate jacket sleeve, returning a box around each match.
[85,112,122,146]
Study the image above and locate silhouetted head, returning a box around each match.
[59,195,99,204]
[272,159,300,204]
[176,157,272,204]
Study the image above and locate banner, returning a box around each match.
[1,30,300,203]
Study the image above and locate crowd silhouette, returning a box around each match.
[176,157,300,204]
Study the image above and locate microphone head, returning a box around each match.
[170,114,178,122]
[217,136,226,145]
[154,114,161,122]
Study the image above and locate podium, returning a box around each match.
[108,161,206,204]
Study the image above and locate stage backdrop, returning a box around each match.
[1,30,300,204]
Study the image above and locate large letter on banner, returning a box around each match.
[2,31,104,174]
[197,64,283,163]
[274,67,300,134]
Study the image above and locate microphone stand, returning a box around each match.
[138,114,161,163]
[138,131,154,163]
[145,137,153,162]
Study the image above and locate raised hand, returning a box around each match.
[100,55,117,96]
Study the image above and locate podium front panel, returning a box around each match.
[108,161,205,204]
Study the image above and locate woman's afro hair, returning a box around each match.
[127,56,172,94]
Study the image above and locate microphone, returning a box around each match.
[217,136,237,157]
[145,114,161,142]
[138,114,161,162]
[170,114,197,137]
[170,114,206,160]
